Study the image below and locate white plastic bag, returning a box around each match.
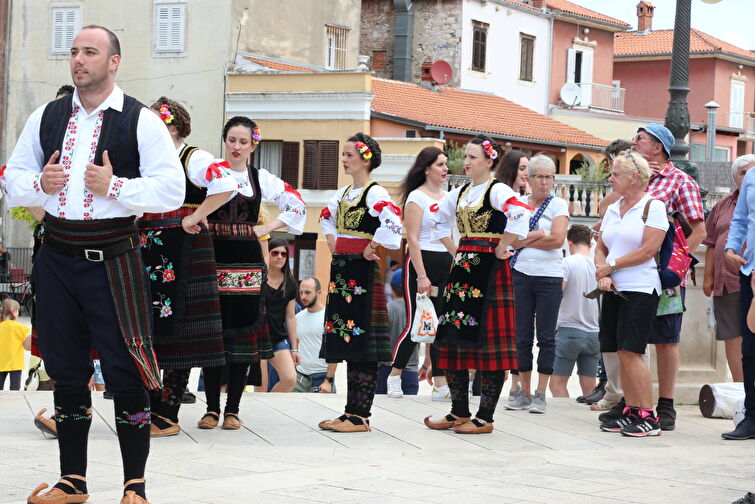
[410,293,438,343]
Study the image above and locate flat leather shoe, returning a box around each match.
[27,480,88,503]
[222,413,242,430]
[453,418,493,434]
[34,409,57,438]
[722,418,755,440]
[197,412,219,429]
[423,414,470,430]
[150,416,180,437]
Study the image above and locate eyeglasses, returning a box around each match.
[633,133,658,144]
[531,175,554,182]
[270,250,288,258]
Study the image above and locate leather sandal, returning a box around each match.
[222,413,243,430]
[197,412,219,429]
[330,415,371,432]
[424,413,471,430]
[34,408,58,438]
[120,478,148,504]
[150,415,180,437]
[453,418,494,434]
[318,414,346,431]
[27,476,88,503]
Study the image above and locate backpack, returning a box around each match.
[642,198,698,289]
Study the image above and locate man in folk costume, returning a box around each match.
[3,26,184,504]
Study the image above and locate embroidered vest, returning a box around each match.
[207,165,261,226]
[39,94,143,179]
[336,181,380,239]
[456,178,507,239]
[179,145,206,207]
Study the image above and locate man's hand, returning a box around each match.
[41,150,65,194]
[595,263,613,280]
[85,150,114,196]
[318,380,332,393]
[725,249,747,274]
[647,160,662,176]
[703,276,714,297]
[598,276,615,292]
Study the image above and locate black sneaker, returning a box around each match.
[620,414,662,437]
[656,398,676,431]
[600,410,636,432]
[598,397,625,423]
[577,381,606,404]
[182,390,197,404]
[732,492,755,504]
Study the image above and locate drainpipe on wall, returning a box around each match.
[704,101,719,162]
[393,0,414,82]
[544,10,555,115]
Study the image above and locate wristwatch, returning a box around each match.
[609,259,617,272]
[324,376,334,383]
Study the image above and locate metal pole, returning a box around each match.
[664,0,692,161]
[705,101,720,162]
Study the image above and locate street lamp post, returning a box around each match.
[664,0,698,179]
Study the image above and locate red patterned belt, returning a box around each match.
[458,237,500,253]
[141,207,195,221]
[335,238,371,254]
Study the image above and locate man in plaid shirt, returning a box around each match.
[632,124,706,431]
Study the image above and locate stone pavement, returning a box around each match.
[0,391,752,504]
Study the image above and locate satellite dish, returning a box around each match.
[560,82,581,106]
[430,60,452,85]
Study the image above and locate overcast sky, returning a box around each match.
[571,0,754,50]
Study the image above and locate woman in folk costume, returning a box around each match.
[318,133,403,432]
[198,116,306,430]
[136,97,235,437]
[387,147,453,400]
[424,134,532,434]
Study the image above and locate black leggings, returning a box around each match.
[202,363,250,415]
[345,361,379,418]
[446,369,506,422]
[392,250,451,372]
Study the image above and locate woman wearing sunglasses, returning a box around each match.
[595,150,667,437]
[261,238,300,392]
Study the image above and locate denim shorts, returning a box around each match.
[272,338,291,352]
[553,327,600,377]
[92,359,105,385]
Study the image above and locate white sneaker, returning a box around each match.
[431,385,452,402]
[386,375,403,398]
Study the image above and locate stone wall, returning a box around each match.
[360,0,462,84]
[360,0,395,79]
[412,0,463,86]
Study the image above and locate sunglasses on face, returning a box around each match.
[270,250,288,258]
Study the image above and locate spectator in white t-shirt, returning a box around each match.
[292,277,337,393]
[505,154,569,415]
[550,224,600,398]
[595,150,668,437]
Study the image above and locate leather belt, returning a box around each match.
[42,234,138,262]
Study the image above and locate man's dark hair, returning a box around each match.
[603,139,632,162]
[80,25,121,57]
[302,276,321,292]
[567,224,592,246]
[390,261,399,268]
[56,85,74,98]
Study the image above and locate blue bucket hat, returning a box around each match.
[638,123,674,158]
[391,269,404,289]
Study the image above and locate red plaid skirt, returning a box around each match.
[438,245,517,371]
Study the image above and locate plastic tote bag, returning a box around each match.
[410,293,439,343]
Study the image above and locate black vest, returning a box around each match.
[207,166,262,225]
[456,178,508,239]
[336,181,381,239]
[179,144,207,207]
[39,93,143,179]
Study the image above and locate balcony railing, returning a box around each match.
[579,83,625,113]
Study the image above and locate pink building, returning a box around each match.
[614,1,755,161]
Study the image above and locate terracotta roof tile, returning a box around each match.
[616,29,755,63]
[243,55,317,72]
[371,78,607,149]
[547,0,630,28]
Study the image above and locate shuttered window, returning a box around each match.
[155,3,185,53]
[519,34,535,82]
[303,140,339,190]
[51,7,80,55]
[254,140,299,187]
[472,21,488,72]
